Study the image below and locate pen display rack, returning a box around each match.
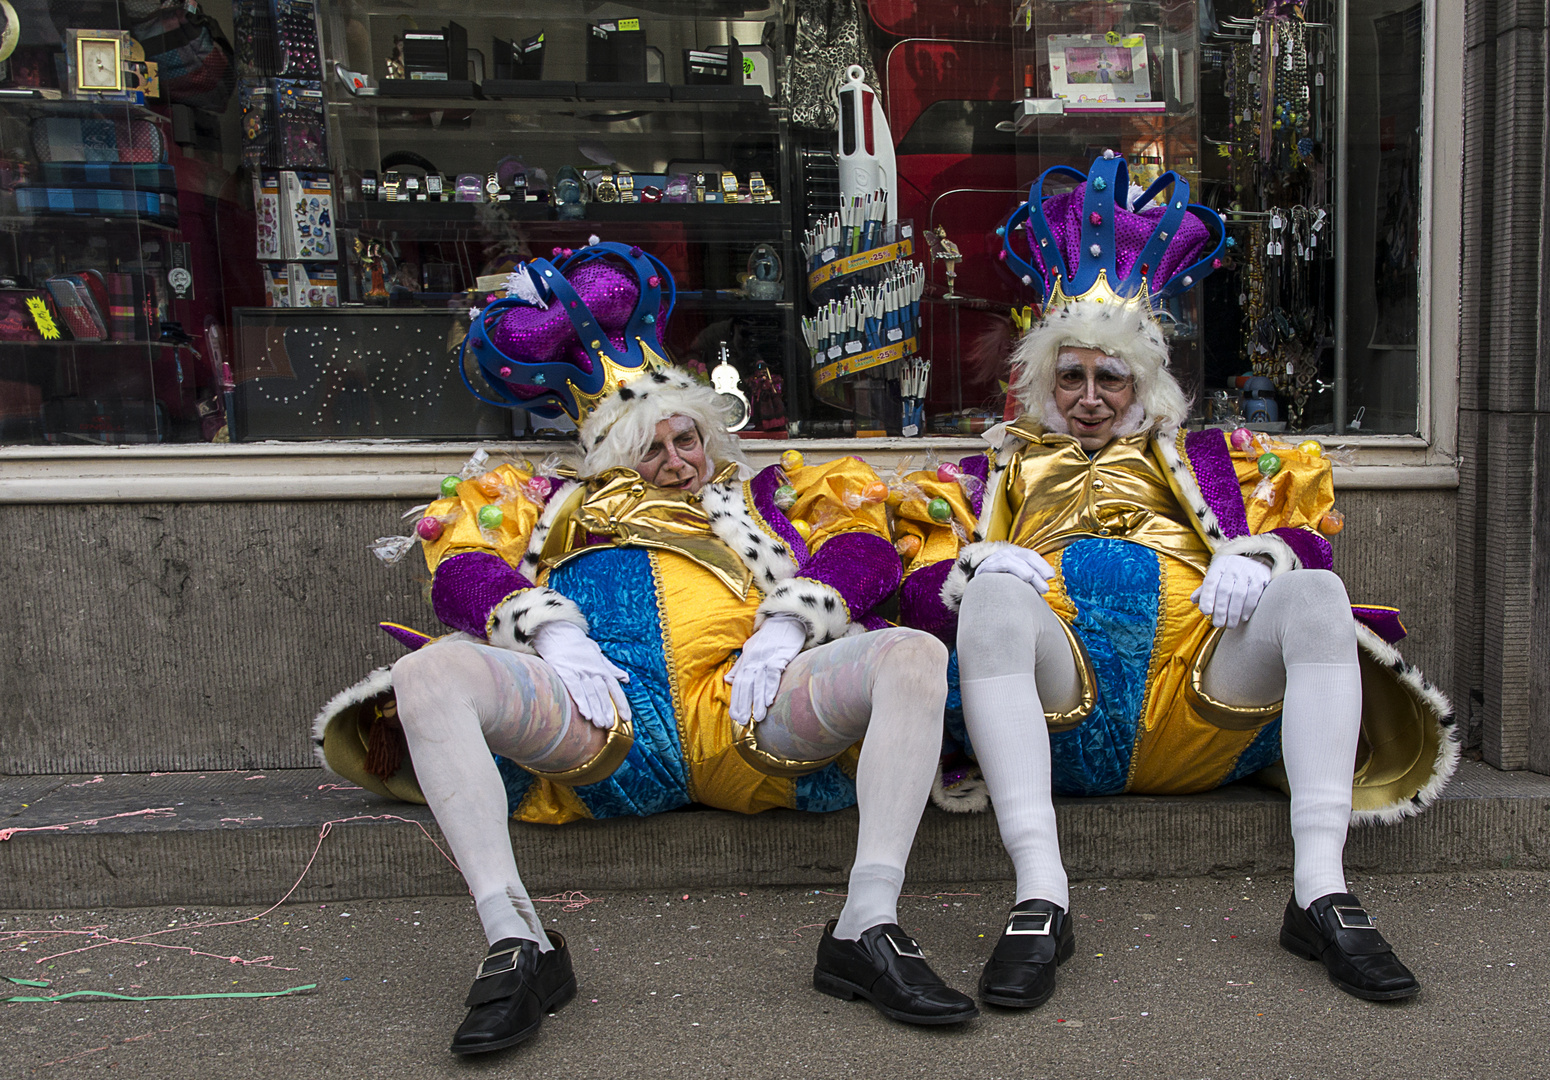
[799,191,926,437]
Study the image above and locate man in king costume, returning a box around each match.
[313,242,978,1056]
[897,154,1458,1009]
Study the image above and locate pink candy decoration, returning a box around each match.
[998,249,1007,261]
[415,517,444,541]
[1230,428,1255,452]
[1089,211,1103,227]
[499,366,513,377]
[647,276,661,287]
[1212,258,1223,269]
[936,462,961,482]
[525,476,553,500]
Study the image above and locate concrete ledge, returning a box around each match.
[2,761,1546,909]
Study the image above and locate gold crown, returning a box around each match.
[567,335,674,424]
[1046,269,1154,314]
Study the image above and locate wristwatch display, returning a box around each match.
[594,175,620,203]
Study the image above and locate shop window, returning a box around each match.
[0,0,1427,447]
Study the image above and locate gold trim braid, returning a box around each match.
[732,721,846,778]
[521,706,636,787]
[1184,626,1284,731]
[1045,617,1099,732]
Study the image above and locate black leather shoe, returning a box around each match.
[813,920,979,1025]
[449,933,578,1055]
[1279,893,1420,1001]
[978,899,1076,1008]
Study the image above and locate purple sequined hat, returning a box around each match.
[1000,151,1226,310]
[461,240,676,421]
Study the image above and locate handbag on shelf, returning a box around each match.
[44,275,110,341]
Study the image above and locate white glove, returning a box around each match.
[975,545,1056,595]
[531,621,632,729]
[725,614,808,725]
[1190,554,1273,629]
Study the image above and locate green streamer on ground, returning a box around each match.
[2,980,316,1003]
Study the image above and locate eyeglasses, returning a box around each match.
[1056,369,1132,395]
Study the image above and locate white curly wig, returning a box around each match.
[577,366,751,479]
[1008,296,1191,431]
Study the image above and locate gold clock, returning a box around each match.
[66,30,129,95]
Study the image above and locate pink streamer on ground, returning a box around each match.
[0,807,175,842]
[5,814,462,971]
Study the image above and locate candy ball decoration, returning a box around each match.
[936,462,961,482]
[1256,452,1282,477]
[773,484,798,510]
[440,476,461,498]
[525,476,553,500]
[1319,509,1345,536]
[1230,428,1255,452]
[477,504,504,529]
[927,497,953,523]
[895,535,922,558]
[791,519,813,539]
[1298,439,1323,459]
[415,516,443,541]
[885,488,905,508]
[475,473,503,498]
[780,449,805,473]
[863,481,890,503]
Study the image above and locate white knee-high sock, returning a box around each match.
[960,673,1068,911]
[832,634,950,940]
[394,657,552,951]
[1281,661,1361,908]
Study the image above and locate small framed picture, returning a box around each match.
[1048,34,1151,103]
[65,29,129,95]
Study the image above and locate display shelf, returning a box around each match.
[342,200,784,230]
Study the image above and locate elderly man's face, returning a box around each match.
[1053,346,1137,451]
[638,415,711,492]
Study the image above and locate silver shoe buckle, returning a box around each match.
[1332,905,1376,930]
[887,934,926,959]
[475,945,522,979]
[1006,911,1054,936]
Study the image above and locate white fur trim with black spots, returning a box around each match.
[703,479,798,591]
[1212,532,1300,579]
[756,576,856,648]
[939,540,1024,613]
[487,586,589,653]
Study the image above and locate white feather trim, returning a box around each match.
[1213,533,1300,579]
[1349,622,1461,826]
[757,576,853,648]
[311,666,392,773]
[487,587,589,653]
[939,540,1022,613]
[703,479,799,591]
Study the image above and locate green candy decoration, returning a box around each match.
[477,504,504,529]
[927,497,952,523]
[773,484,798,510]
[440,476,461,498]
[1256,452,1282,477]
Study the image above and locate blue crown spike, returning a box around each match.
[1118,172,1191,296]
[1075,154,1127,297]
[999,154,1226,313]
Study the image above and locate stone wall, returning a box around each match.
[0,488,1456,775]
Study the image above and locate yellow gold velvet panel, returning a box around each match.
[1122,555,1268,795]
[653,551,796,814]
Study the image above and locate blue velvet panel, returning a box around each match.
[1222,717,1284,784]
[1048,539,1161,796]
[792,762,859,812]
[520,547,694,819]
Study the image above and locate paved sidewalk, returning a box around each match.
[4,871,1546,1079]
